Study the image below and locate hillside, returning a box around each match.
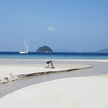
[37,46,53,52]
[97,48,108,53]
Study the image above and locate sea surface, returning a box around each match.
[0,52,108,59]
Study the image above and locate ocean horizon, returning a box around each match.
[0,52,108,59]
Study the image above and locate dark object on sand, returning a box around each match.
[46,60,55,69]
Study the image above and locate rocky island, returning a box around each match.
[37,46,53,52]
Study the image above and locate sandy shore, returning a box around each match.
[0,75,108,108]
[0,59,91,84]
[0,59,108,108]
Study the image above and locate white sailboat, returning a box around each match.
[19,39,29,54]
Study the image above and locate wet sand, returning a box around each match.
[0,59,108,98]
[0,59,90,84]
[1,75,108,108]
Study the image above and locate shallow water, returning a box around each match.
[0,52,108,59]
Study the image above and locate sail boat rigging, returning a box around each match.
[19,39,29,54]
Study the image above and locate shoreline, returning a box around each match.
[0,59,108,65]
[0,60,108,99]
[0,59,91,84]
[0,59,108,85]
[0,58,108,61]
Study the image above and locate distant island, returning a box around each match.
[97,48,108,53]
[37,46,53,52]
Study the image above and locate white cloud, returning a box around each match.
[47,26,56,32]
[47,26,61,36]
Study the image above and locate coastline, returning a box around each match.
[0,59,108,98]
[0,58,108,85]
[0,58,108,63]
[0,59,108,107]
[0,59,91,84]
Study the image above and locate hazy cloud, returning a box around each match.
[47,26,56,32]
[47,26,61,36]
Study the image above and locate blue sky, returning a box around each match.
[0,0,108,52]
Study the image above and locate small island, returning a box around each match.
[37,46,53,52]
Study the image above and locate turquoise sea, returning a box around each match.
[0,52,108,59]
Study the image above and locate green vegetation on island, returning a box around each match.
[37,46,53,52]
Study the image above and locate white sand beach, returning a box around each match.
[0,75,108,108]
[0,59,108,108]
[0,59,91,84]
[0,0,107,107]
